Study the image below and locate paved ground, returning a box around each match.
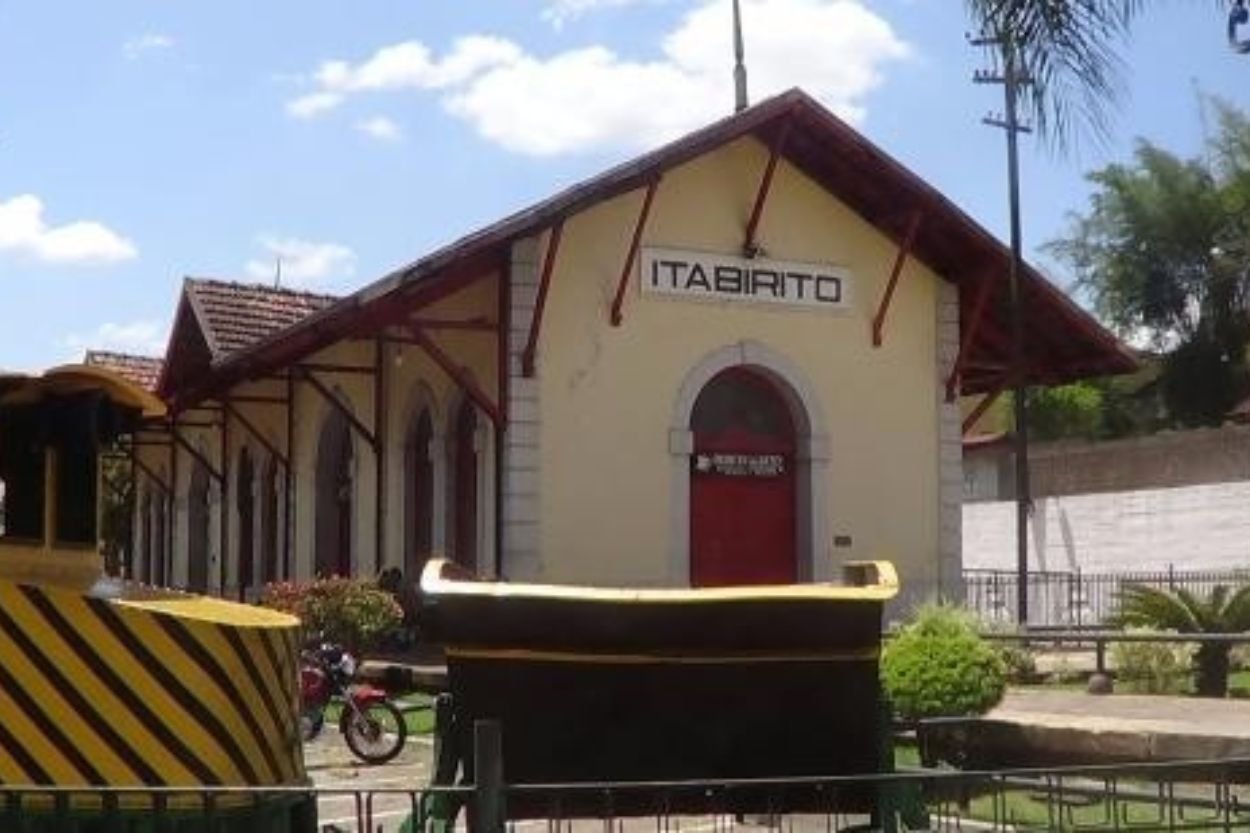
[994,688,1250,738]
[306,730,433,831]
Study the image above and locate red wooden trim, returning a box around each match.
[300,368,379,451]
[871,211,923,347]
[610,178,661,327]
[407,317,497,332]
[946,272,998,402]
[409,325,504,429]
[522,222,564,378]
[743,119,793,255]
[223,401,288,467]
[294,362,376,375]
[962,384,1006,435]
[171,426,223,484]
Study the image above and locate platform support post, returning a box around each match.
[471,720,505,833]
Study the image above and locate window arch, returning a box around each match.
[236,447,255,598]
[314,409,354,578]
[404,408,435,578]
[449,398,480,573]
[187,463,211,593]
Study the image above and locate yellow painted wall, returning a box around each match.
[534,135,944,591]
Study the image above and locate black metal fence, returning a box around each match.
[964,567,1250,628]
[9,758,1250,833]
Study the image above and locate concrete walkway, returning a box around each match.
[954,688,1250,766]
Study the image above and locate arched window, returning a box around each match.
[404,409,434,579]
[315,410,353,578]
[140,489,153,583]
[260,457,280,585]
[153,486,168,587]
[236,448,255,598]
[187,463,211,593]
[451,399,479,573]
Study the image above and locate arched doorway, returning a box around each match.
[689,367,797,587]
[187,463,211,593]
[315,411,353,577]
[236,448,255,598]
[404,409,434,578]
[451,399,479,573]
[260,457,280,585]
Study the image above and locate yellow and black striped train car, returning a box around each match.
[0,365,311,831]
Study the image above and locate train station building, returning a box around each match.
[123,89,1134,604]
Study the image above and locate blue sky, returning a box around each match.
[1,0,1245,371]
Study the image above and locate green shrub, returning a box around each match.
[882,604,1006,720]
[1111,629,1195,694]
[260,577,404,652]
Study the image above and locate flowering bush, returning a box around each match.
[260,576,404,652]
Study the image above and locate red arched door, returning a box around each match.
[690,367,797,587]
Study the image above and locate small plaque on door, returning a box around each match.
[692,453,786,477]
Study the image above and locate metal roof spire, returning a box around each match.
[733,0,748,112]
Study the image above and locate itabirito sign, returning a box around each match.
[641,247,851,311]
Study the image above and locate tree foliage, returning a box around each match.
[964,1,1227,148]
[1047,102,1250,427]
[1114,583,1250,697]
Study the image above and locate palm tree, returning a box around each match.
[964,2,1231,147]
[1115,582,1250,697]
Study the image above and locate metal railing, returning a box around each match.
[964,567,1250,628]
[8,758,1250,832]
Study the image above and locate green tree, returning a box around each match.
[1046,114,1250,426]
[1115,583,1250,697]
[1024,382,1105,440]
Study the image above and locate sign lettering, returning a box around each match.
[692,453,787,478]
[641,247,851,311]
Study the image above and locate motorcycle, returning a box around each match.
[299,642,408,764]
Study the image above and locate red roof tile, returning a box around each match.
[184,278,338,359]
[83,351,164,392]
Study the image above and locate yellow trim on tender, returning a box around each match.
[421,558,899,603]
[446,646,880,665]
[0,364,165,419]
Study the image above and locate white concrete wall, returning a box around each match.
[963,482,1250,573]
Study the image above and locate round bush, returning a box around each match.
[882,605,1006,720]
[260,577,404,651]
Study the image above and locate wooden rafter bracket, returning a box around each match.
[962,383,1007,436]
[945,271,999,402]
[871,211,923,347]
[298,368,379,451]
[171,427,223,484]
[407,317,498,332]
[222,401,289,468]
[133,458,170,495]
[522,221,564,378]
[610,177,661,327]
[408,325,504,429]
[743,118,793,256]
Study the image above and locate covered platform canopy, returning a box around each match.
[158,88,1135,411]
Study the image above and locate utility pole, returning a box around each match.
[973,31,1033,626]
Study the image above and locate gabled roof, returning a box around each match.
[166,88,1136,409]
[157,278,338,396]
[83,351,164,392]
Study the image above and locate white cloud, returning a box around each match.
[285,0,909,155]
[64,320,168,357]
[244,236,356,288]
[0,195,137,265]
[123,33,175,60]
[355,116,402,141]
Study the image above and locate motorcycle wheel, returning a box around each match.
[341,700,407,764]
